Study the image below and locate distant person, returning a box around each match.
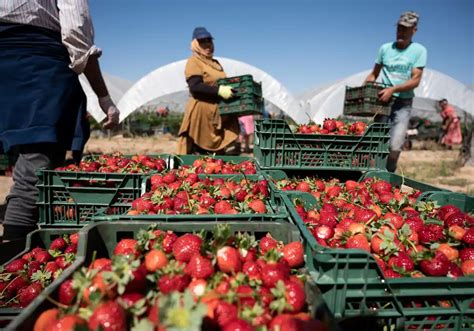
[0,1,120,240]
[364,11,427,172]
[439,99,462,148]
[239,115,254,153]
[177,27,240,155]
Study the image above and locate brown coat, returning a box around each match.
[177,55,239,154]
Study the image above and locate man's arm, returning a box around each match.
[378,67,424,102]
[83,55,109,98]
[364,63,382,84]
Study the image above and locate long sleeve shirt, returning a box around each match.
[0,0,101,74]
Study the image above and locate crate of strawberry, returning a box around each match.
[10,222,335,331]
[0,230,81,328]
[254,119,390,171]
[217,75,264,116]
[36,153,171,227]
[343,82,392,117]
[93,170,288,222]
[173,155,258,175]
[280,188,474,329]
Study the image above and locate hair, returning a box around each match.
[439,98,448,103]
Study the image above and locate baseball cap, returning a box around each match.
[398,11,419,27]
[192,27,213,40]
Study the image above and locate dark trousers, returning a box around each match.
[3,143,66,240]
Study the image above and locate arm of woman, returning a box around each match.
[187,75,219,101]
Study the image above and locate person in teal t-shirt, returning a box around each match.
[364,11,427,172]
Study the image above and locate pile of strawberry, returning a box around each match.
[128,170,270,215]
[33,225,328,331]
[56,153,167,174]
[0,233,78,309]
[295,119,368,136]
[286,176,474,278]
[180,156,257,175]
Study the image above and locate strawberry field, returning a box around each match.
[0,118,473,330]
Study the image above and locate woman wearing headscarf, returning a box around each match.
[177,27,240,154]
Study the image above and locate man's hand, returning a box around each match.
[378,87,394,103]
[98,95,120,129]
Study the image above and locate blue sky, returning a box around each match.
[90,0,473,93]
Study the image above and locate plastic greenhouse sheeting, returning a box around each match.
[298,68,474,124]
[116,57,301,122]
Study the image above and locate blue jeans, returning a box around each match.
[376,98,412,172]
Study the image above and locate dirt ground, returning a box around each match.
[1,135,473,205]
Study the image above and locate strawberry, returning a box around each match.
[172,234,202,262]
[34,309,59,331]
[345,234,370,252]
[214,301,238,327]
[275,280,306,313]
[44,261,60,275]
[217,246,242,273]
[387,252,414,272]
[447,262,464,278]
[462,228,474,245]
[384,269,402,278]
[185,254,214,279]
[125,265,147,294]
[27,261,43,278]
[248,199,267,213]
[49,237,67,251]
[69,233,79,246]
[296,182,311,192]
[461,260,474,276]
[162,172,177,184]
[113,238,138,256]
[88,301,127,331]
[437,204,460,221]
[261,261,290,288]
[222,319,253,331]
[281,241,304,268]
[459,248,474,262]
[18,282,43,307]
[371,180,392,195]
[162,231,178,254]
[214,200,233,214]
[64,244,77,254]
[34,250,52,263]
[90,258,112,271]
[4,276,29,297]
[5,258,28,273]
[384,212,404,229]
[55,254,74,269]
[58,279,76,305]
[158,274,190,294]
[323,119,336,132]
[354,208,376,223]
[236,284,256,307]
[420,252,450,276]
[242,261,261,280]
[418,225,444,244]
[405,216,424,232]
[259,234,278,254]
[121,292,144,307]
[51,315,87,331]
[145,249,168,272]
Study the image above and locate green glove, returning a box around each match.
[218,85,234,100]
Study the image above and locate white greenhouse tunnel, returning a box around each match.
[82,61,473,125]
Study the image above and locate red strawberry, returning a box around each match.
[51,315,87,331]
[462,228,474,245]
[261,261,290,288]
[282,280,306,313]
[27,261,43,278]
[49,237,67,251]
[5,258,28,273]
[418,225,444,244]
[354,208,376,223]
[259,234,278,254]
[242,261,261,280]
[158,274,191,294]
[44,261,60,275]
[447,262,464,278]
[420,252,450,277]
[58,279,76,305]
[184,254,214,279]
[4,276,29,297]
[172,234,202,262]
[323,119,336,132]
[281,241,304,268]
[90,258,112,271]
[125,265,147,294]
[88,301,127,331]
[248,199,267,213]
[34,250,52,263]
[160,231,178,254]
[113,238,138,256]
[445,212,466,227]
[121,292,144,307]
[222,319,253,331]
[162,172,177,184]
[405,216,423,232]
[384,212,404,229]
[345,234,370,252]
[296,182,311,192]
[384,269,401,278]
[18,282,43,307]
[214,301,238,327]
[55,255,74,270]
[217,246,242,273]
[437,204,460,221]
[236,285,256,307]
[234,189,248,202]
[64,244,77,254]
[69,233,79,246]
[214,201,233,214]
[371,180,392,195]
[459,248,474,262]
[387,252,414,272]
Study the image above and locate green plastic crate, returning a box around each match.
[217,76,262,97]
[345,82,387,101]
[343,101,392,117]
[281,191,474,329]
[0,228,85,329]
[219,95,264,116]
[254,119,390,171]
[36,154,172,227]
[7,221,320,331]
